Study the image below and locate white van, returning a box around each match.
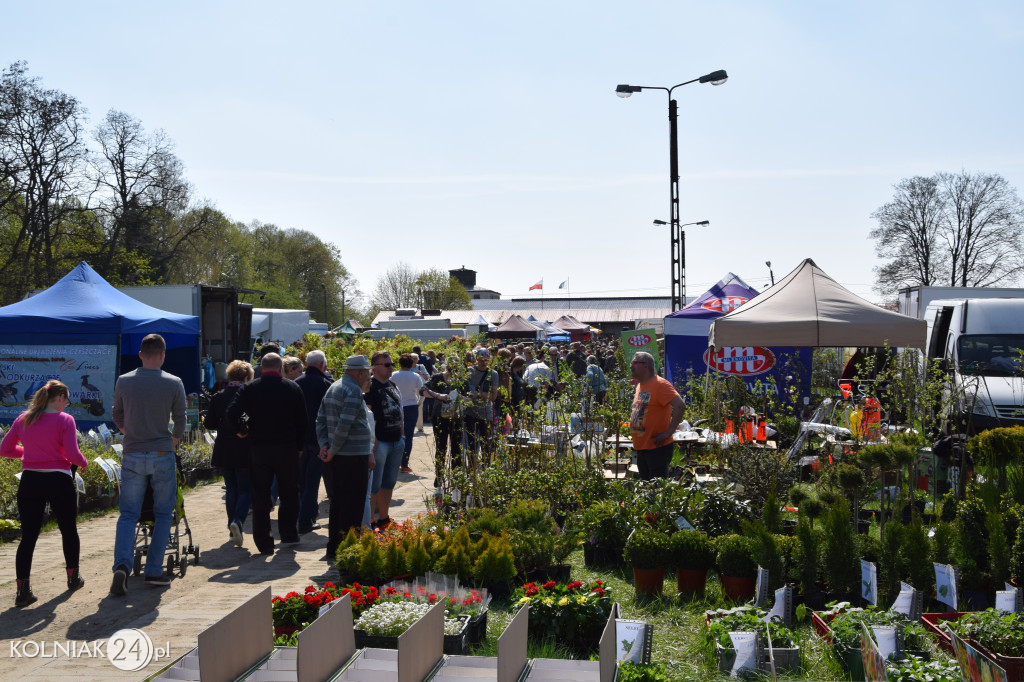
[925,298,1024,432]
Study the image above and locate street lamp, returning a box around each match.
[617,69,728,310]
[653,219,709,307]
[766,261,775,287]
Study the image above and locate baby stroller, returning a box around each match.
[132,463,200,577]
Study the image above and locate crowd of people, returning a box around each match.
[0,331,688,607]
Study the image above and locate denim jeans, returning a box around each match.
[297,445,324,529]
[370,438,404,493]
[113,451,177,577]
[221,466,251,528]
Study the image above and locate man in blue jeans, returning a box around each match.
[364,350,404,529]
[110,334,187,595]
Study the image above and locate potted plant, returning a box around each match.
[354,601,470,654]
[715,534,757,602]
[947,608,1024,679]
[580,499,627,566]
[670,530,715,597]
[512,579,612,653]
[705,604,800,674]
[624,527,671,597]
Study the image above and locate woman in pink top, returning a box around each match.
[1,380,89,607]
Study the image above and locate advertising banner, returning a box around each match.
[621,329,658,372]
[0,344,117,423]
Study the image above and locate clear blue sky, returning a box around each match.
[6,1,1024,304]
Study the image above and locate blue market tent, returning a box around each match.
[663,273,811,399]
[0,262,200,425]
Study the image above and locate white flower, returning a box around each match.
[354,601,466,637]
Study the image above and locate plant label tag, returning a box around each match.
[97,423,112,444]
[761,585,792,627]
[112,443,123,455]
[674,517,694,531]
[934,563,958,610]
[861,560,878,606]
[871,625,898,660]
[728,632,758,678]
[754,567,769,608]
[1004,583,1023,612]
[318,600,335,618]
[615,619,652,664]
[996,590,1019,614]
[93,457,115,482]
[101,458,121,483]
[205,431,215,446]
[74,472,85,495]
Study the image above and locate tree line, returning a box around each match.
[870,170,1024,296]
[0,61,354,322]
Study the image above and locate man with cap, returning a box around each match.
[316,355,374,557]
[464,348,499,467]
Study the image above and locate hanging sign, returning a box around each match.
[861,560,878,606]
[621,329,659,372]
[934,563,958,610]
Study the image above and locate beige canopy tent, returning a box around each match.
[708,258,926,349]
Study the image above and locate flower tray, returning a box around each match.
[353,615,470,656]
[715,641,800,674]
[920,612,974,655]
[468,611,488,645]
[814,611,930,682]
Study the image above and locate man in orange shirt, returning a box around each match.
[629,352,685,479]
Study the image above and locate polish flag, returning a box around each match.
[529,280,543,291]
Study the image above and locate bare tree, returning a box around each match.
[0,61,89,302]
[937,170,1024,287]
[369,261,420,314]
[870,171,1024,295]
[870,176,946,294]
[89,109,191,283]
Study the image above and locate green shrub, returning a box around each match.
[715,534,756,578]
[795,517,820,595]
[821,499,858,594]
[669,530,715,571]
[623,527,671,570]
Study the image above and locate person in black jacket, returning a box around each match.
[203,360,254,548]
[295,350,332,534]
[227,353,307,556]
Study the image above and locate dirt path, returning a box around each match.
[0,427,438,680]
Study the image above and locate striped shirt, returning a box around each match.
[316,374,372,456]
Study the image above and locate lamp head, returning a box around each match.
[616,84,641,98]
[766,261,772,268]
[696,220,710,227]
[698,69,728,86]
[652,219,668,225]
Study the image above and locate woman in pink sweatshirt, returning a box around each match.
[1,380,89,607]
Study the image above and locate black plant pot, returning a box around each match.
[522,564,571,584]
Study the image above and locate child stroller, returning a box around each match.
[132,464,200,577]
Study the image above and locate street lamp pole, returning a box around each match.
[617,69,728,311]
[654,219,710,307]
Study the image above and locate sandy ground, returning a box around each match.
[0,426,439,680]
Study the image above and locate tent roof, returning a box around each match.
[708,258,925,349]
[551,315,590,331]
[492,314,544,334]
[665,273,760,336]
[0,262,200,335]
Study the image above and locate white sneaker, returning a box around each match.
[229,521,243,547]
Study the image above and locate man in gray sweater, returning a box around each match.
[110,334,187,596]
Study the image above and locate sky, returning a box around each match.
[5,1,1024,306]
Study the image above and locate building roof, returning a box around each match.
[370,295,673,327]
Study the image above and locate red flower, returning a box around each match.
[592,587,605,596]
[428,593,438,604]
[525,586,539,596]
[542,581,556,590]
[566,580,583,591]
[385,587,398,596]
[324,582,336,589]
[285,591,300,599]
[305,585,317,593]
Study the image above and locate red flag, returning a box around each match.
[529,280,543,291]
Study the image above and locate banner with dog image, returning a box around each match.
[0,344,117,423]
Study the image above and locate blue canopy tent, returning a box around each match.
[664,273,811,401]
[0,262,200,427]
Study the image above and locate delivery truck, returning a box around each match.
[117,284,254,368]
[924,298,1024,433]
